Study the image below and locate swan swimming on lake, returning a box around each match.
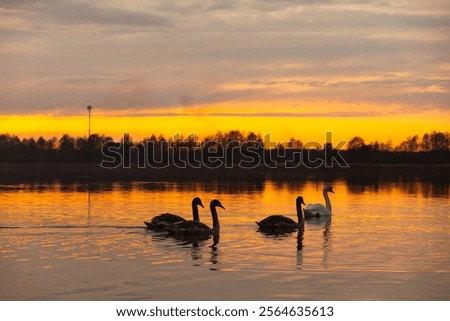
[256,196,305,233]
[166,199,225,237]
[144,197,204,230]
[304,185,334,218]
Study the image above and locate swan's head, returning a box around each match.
[296,196,305,206]
[192,197,204,208]
[210,199,225,210]
[324,185,335,194]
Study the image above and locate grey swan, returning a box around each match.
[144,197,204,230]
[304,185,334,218]
[256,196,305,233]
[166,199,225,237]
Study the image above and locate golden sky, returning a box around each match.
[1,1,449,144]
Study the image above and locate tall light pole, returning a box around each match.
[87,105,92,138]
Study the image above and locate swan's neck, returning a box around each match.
[296,203,304,225]
[192,203,200,222]
[323,189,332,212]
[210,205,220,232]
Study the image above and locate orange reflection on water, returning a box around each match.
[1,180,448,226]
[0,179,449,300]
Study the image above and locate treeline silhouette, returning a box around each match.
[346,132,449,152]
[345,131,449,164]
[0,130,448,164]
[0,134,112,163]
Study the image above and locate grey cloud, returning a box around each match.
[0,0,449,115]
[5,0,171,27]
[206,1,239,11]
[179,94,195,106]
[0,0,35,9]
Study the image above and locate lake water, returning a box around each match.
[0,178,449,300]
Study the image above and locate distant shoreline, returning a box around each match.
[1,163,449,183]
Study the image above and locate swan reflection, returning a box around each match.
[296,230,304,269]
[209,233,220,270]
[305,216,332,268]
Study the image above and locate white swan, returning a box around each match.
[304,185,334,218]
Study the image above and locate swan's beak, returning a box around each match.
[218,204,225,210]
[302,200,306,205]
[199,202,204,208]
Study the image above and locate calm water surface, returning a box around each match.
[0,179,449,300]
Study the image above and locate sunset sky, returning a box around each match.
[1,0,449,145]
